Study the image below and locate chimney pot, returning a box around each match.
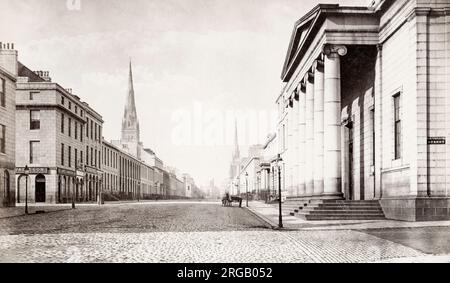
[6,43,9,49]
[11,43,14,49]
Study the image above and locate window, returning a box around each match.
[75,106,78,115]
[61,144,65,166]
[0,124,5,154]
[30,110,40,130]
[75,148,78,167]
[61,114,65,133]
[81,110,84,117]
[61,96,65,105]
[68,118,72,137]
[394,93,402,160]
[75,122,78,140]
[30,91,39,100]
[95,149,97,167]
[68,101,72,110]
[86,146,89,165]
[30,141,40,164]
[95,124,97,141]
[91,147,93,166]
[80,125,83,142]
[86,118,89,138]
[91,120,93,140]
[68,146,72,168]
[81,150,83,165]
[1,78,5,107]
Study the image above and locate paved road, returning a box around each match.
[0,202,446,263]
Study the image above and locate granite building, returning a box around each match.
[0,43,17,207]
[278,0,450,221]
[15,62,103,204]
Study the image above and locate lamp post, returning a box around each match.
[24,165,30,215]
[276,154,283,229]
[99,177,103,205]
[245,172,249,207]
[137,181,141,202]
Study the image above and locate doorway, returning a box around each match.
[347,122,354,200]
[35,174,46,203]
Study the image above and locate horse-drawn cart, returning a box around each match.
[222,194,242,207]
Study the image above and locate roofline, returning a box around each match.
[281,4,374,82]
[0,66,17,82]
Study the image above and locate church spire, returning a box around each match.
[121,60,140,143]
[232,119,240,159]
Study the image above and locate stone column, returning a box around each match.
[313,59,325,196]
[323,44,347,198]
[293,89,300,196]
[298,84,306,196]
[305,72,315,196]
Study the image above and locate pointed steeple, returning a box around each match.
[232,119,240,159]
[121,60,140,143]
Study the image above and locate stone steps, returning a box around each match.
[287,199,386,221]
[303,215,386,221]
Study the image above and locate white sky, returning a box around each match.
[0,0,364,187]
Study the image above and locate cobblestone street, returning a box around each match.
[0,202,448,263]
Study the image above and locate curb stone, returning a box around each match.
[243,206,278,230]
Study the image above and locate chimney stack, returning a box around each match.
[0,42,18,76]
[34,70,52,82]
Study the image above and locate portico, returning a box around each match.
[278,1,450,221]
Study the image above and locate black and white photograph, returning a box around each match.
[1,0,450,267]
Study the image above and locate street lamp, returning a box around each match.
[137,181,141,202]
[99,177,103,205]
[245,172,249,207]
[24,165,30,215]
[275,154,283,229]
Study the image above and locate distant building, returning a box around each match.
[258,133,277,201]
[0,42,17,207]
[101,139,142,200]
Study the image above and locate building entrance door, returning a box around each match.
[348,124,354,200]
[35,174,46,203]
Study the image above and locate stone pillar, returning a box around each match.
[293,91,300,196]
[374,44,383,199]
[323,44,347,198]
[305,72,315,196]
[298,84,306,196]
[313,59,325,196]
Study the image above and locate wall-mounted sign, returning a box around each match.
[57,168,76,177]
[16,167,49,175]
[427,137,446,145]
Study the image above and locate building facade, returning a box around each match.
[101,139,142,200]
[258,133,278,202]
[278,0,450,221]
[15,62,103,204]
[0,43,17,207]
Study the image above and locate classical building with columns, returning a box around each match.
[279,0,450,221]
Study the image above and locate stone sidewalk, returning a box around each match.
[245,201,450,231]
